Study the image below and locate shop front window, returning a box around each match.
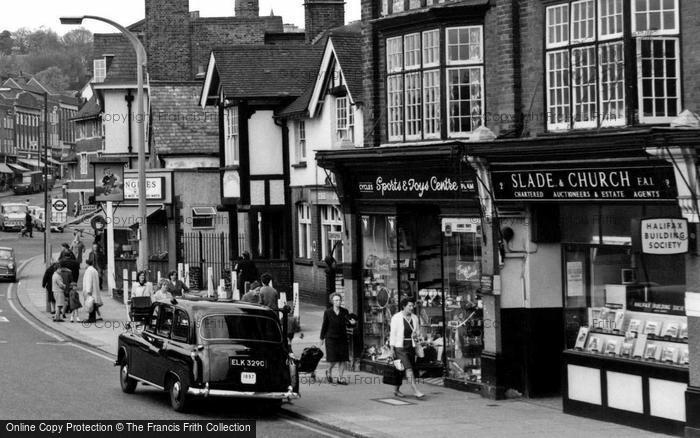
[562,204,687,359]
[360,211,484,382]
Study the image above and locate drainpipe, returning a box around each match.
[274,115,294,289]
[125,91,134,168]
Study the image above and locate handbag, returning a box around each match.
[392,359,405,371]
[382,365,404,386]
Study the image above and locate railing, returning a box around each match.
[177,232,231,289]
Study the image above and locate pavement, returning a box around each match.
[14,254,669,438]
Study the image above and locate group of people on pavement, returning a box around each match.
[41,231,106,323]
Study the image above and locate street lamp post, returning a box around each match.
[61,15,149,273]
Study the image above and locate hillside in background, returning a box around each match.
[0,26,93,92]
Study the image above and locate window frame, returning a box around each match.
[223,106,239,167]
[297,203,312,259]
[632,0,679,36]
[93,58,106,83]
[598,0,623,41]
[295,120,306,163]
[191,206,216,230]
[321,205,343,263]
[636,37,682,124]
[171,309,191,343]
[80,152,88,175]
[335,97,354,143]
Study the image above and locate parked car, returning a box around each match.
[31,207,64,232]
[0,202,29,231]
[115,298,299,412]
[0,247,17,282]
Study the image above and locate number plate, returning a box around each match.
[230,358,267,368]
[241,372,256,385]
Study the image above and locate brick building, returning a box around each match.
[317,1,700,434]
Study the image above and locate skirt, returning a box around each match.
[325,337,349,362]
[394,347,416,373]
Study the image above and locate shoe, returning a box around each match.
[414,393,425,399]
[337,378,348,385]
[54,319,64,323]
[70,319,74,323]
[325,370,332,383]
[393,391,406,398]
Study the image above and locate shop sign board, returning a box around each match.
[640,218,688,255]
[491,166,677,201]
[356,170,476,200]
[124,177,165,200]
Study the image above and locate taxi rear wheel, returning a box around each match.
[167,374,188,412]
[120,364,137,393]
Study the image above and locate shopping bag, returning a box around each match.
[392,359,405,371]
[415,343,425,358]
[382,366,404,386]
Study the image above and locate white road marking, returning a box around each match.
[0,316,8,322]
[280,416,345,438]
[65,342,115,362]
[0,340,7,344]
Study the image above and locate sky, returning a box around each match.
[0,0,361,34]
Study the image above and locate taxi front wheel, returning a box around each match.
[167,374,188,412]
[120,364,137,394]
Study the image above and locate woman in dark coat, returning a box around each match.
[320,293,355,385]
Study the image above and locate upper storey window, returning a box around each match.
[545,0,680,131]
[386,26,483,143]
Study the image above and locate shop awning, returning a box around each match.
[7,163,29,172]
[0,163,13,174]
[17,158,44,168]
[45,157,62,165]
[111,205,163,229]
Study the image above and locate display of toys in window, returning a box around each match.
[574,327,589,350]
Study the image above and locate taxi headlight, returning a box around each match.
[8,263,14,270]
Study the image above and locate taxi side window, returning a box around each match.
[145,305,160,334]
[171,310,190,343]
[157,305,174,338]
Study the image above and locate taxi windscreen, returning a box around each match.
[199,314,282,342]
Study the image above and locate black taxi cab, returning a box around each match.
[115,298,299,411]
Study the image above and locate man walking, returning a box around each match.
[20,207,33,238]
[70,231,85,265]
[83,259,102,321]
[236,251,258,296]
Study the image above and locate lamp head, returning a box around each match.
[60,17,84,25]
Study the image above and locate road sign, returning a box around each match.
[52,198,67,224]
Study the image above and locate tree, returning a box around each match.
[34,66,69,91]
[25,27,62,54]
[0,31,12,55]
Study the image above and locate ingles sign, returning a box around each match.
[356,172,476,200]
[492,166,677,201]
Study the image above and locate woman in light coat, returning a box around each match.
[82,258,102,320]
[389,298,424,399]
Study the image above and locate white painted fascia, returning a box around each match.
[200,52,218,108]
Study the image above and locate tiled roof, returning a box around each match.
[150,82,219,155]
[328,22,363,104]
[72,96,101,120]
[93,34,138,85]
[213,45,323,98]
[279,22,363,117]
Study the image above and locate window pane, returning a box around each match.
[447,67,483,135]
[637,38,680,120]
[404,72,422,138]
[572,46,597,125]
[404,33,421,70]
[423,70,440,137]
[422,30,440,66]
[572,0,596,42]
[386,37,403,73]
[447,26,482,64]
[547,50,570,128]
[547,4,570,47]
[387,75,404,140]
[599,0,623,38]
[599,42,625,126]
[634,0,678,33]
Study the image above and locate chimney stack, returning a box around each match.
[305,0,345,43]
[235,0,259,18]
